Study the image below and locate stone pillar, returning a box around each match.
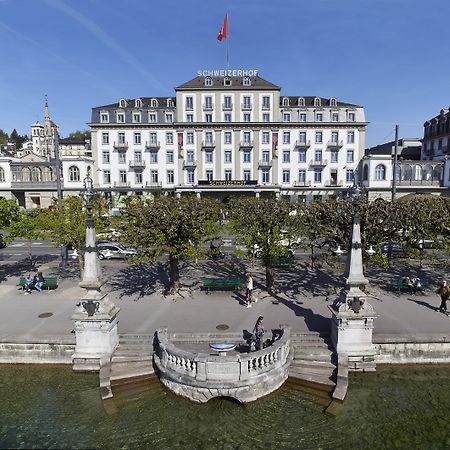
[72,205,120,371]
[328,215,377,371]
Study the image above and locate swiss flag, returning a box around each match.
[217,15,228,41]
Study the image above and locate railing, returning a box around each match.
[309,158,328,167]
[201,140,216,148]
[397,179,442,186]
[183,160,197,168]
[258,159,272,167]
[203,103,214,111]
[129,160,146,168]
[222,103,233,111]
[239,140,254,148]
[295,140,311,148]
[113,181,130,187]
[113,141,128,150]
[11,181,57,189]
[145,141,160,150]
[261,104,271,110]
[241,103,252,110]
[325,179,344,186]
[327,140,343,148]
[145,181,162,187]
[293,180,311,187]
[155,326,291,383]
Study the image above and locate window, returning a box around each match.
[243,150,251,163]
[346,150,354,162]
[243,77,251,86]
[298,97,305,107]
[205,77,213,86]
[348,112,356,122]
[262,113,270,122]
[149,113,156,123]
[150,132,157,144]
[363,164,369,181]
[243,113,251,122]
[167,151,174,164]
[331,131,339,143]
[225,169,232,181]
[134,151,142,162]
[283,150,290,162]
[282,170,290,183]
[119,170,127,183]
[262,132,270,144]
[205,131,213,144]
[117,113,125,123]
[205,150,213,163]
[150,151,158,163]
[224,132,232,144]
[187,150,194,162]
[204,96,213,109]
[205,114,213,123]
[102,132,109,144]
[346,169,354,182]
[332,113,339,122]
[316,113,323,122]
[262,96,270,109]
[299,132,306,143]
[206,169,213,181]
[224,150,232,163]
[69,166,80,182]
[119,99,127,108]
[315,132,323,144]
[134,132,141,145]
[298,169,306,182]
[262,150,270,162]
[224,113,232,122]
[298,150,306,162]
[314,169,322,183]
[243,96,251,108]
[243,132,251,144]
[330,98,337,107]
[282,98,289,107]
[166,132,173,145]
[186,114,194,122]
[135,99,142,108]
[102,150,110,164]
[283,113,291,122]
[187,132,194,144]
[151,99,158,107]
[186,96,193,110]
[100,113,109,123]
[135,172,143,184]
[224,96,232,108]
[224,77,231,86]
[262,169,270,184]
[118,132,125,144]
[243,170,251,181]
[283,131,290,144]
[299,113,307,122]
[314,97,321,107]
[375,164,386,180]
[330,150,338,162]
[165,113,173,123]
[103,170,111,184]
[167,170,174,184]
[133,113,141,123]
[151,170,159,183]
[187,170,195,184]
[315,150,322,161]
[118,151,126,164]
[347,131,355,144]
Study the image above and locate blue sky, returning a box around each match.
[0,0,448,147]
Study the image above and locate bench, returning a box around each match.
[202,277,243,293]
[18,276,58,291]
[390,277,429,294]
[272,257,295,267]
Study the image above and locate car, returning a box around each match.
[97,242,137,260]
[279,232,306,249]
[96,229,121,241]
[380,242,404,256]
[413,239,434,249]
[251,243,295,259]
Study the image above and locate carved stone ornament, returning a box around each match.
[82,300,100,317]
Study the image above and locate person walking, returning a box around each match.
[253,316,265,350]
[245,274,254,308]
[436,280,450,314]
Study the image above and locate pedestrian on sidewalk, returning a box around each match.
[253,316,265,350]
[24,273,34,294]
[245,273,254,308]
[411,277,421,295]
[436,280,450,314]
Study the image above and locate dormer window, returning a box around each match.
[205,77,213,86]
[119,98,127,108]
[151,98,158,108]
[116,112,125,123]
[224,77,231,86]
[314,97,321,107]
[330,97,337,107]
[100,112,109,123]
[298,97,305,107]
[135,99,142,108]
[282,97,289,107]
[243,77,251,86]
[167,98,174,107]
[132,112,141,123]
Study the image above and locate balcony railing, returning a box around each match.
[185,105,193,111]
[397,179,442,186]
[258,160,272,168]
[129,160,146,168]
[327,140,343,148]
[113,141,128,150]
[309,159,328,167]
[239,140,254,148]
[325,179,344,186]
[293,180,311,187]
[201,140,215,148]
[145,141,160,150]
[146,181,162,187]
[241,103,252,110]
[114,181,130,188]
[183,160,197,168]
[295,140,311,148]
[261,104,271,110]
[203,103,214,111]
[222,103,233,111]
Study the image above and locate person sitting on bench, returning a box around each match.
[24,273,34,294]
[34,271,45,292]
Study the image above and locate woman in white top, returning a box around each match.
[245,274,254,307]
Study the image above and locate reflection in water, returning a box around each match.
[0,364,450,449]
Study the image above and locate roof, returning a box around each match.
[59,137,86,145]
[95,97,176,109]
[280,96,361,108]
[176,75,280,91]
[366,138,422,158]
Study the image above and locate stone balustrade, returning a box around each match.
[154,326,292,403]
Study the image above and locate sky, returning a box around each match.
[0,0,449,148]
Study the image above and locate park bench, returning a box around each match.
[390,277,429,294]
[18,276,58,291]
[202,277,243,294]
[272,256,295,267]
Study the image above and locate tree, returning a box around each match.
[226,197,297,292]
[120,195,222,294]
[9,129,28,149]
[0,197,21,230]
[68,130,90,141]
[0,129,8,147]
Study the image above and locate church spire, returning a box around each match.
[44,94,50,121]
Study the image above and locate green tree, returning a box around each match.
[68,130,90,140]
[120,195,222,294]
[0,129,8,147]
[9,129,28,149]
[0,197,21,230]
[226,197,297,292]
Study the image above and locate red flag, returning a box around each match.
[217,14,228,41]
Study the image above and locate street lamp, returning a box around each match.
[366,245,375,257]
[82,170,95,228]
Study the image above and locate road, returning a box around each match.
[0,238,62,263]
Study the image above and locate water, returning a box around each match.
[0,364,449,449]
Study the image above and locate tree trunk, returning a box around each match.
[265,262,274,293]
[310,246,315,268]
[28,238,33,269]
[78,253,84,280]
[169,255,180,294]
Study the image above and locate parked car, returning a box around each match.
[413,239,434,249]
[97,242,137,260]
[380,242,404,256]
[251,243,295,259]
[0,237,6,249]
[279,231,306,249]
[96,229,121,241]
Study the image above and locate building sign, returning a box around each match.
[198,180,257,186]
[197,69,259,77]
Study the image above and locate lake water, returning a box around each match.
[0,364,449,449]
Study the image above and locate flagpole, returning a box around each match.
[226,13,230,70]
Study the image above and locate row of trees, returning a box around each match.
[1,194,449,293]
[0,129,29,150]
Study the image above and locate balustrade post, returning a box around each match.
[195,355,207,381]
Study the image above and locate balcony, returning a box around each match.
[258,160,272,168]
[183,160,197,168]
[325,179,344,187]
[222,103,233,111]
[309,159,328,167]
[397,179,442,186]
[241,103,252,110]
[185,104,193,111]
[293,180,311,187]
[203,103,214,111]
[261,103,271,110]
[129,160,146,168]
[114,181,130,188]
[146,181,162,187]
[113,141,128,150]
[327,140,343,148]
[239,140,254,148]
[201,140,215,149]
[295,140,311,149]
[11,181,57,189]
[145,141,160,150]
